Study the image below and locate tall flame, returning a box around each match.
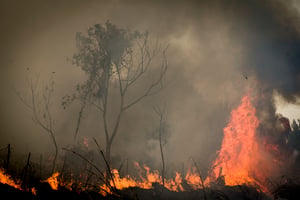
[206,93,275,191]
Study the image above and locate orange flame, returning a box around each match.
[0,168,22,190]
[185,167,203,189]
[43,172,59,190]
[100,162,185,195]
[40,93,281,195]
[0,168,38,195]
[206,93,277,192]
[31,187,37,195]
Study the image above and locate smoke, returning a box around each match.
[0,0,299,174]
[229,0,300,149]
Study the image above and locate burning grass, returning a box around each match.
[0,149,295,200]
[0,168,22,190]
[1,93,299,199]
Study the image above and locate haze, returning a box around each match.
[0,0,300,173]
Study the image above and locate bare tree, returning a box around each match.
[153,105,168,188]
[16,74,58,174]
[63,21,168,164]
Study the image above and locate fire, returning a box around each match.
[30,93,282,195]
[0,168,22,190]
[43,172,59,190]
[0,168,38,195]
[31,187,37,195]
[100,162,184,195]
[206,93,277,192]
[83,93,279,195]
[185,166,203,190]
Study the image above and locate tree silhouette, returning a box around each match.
[16,74,58,174]
[153,105,168,188]
[63,21,168,163]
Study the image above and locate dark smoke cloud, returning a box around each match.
[233,0,300,101]
[222,0,300,146]
[0,0,299,172]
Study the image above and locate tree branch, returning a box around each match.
[122,45,168,111]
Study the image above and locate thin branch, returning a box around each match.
[62,148,106,183]
[102,65,111,146]
[122,45,168,111]
[123,79,161,111]
[92,138,117,194]
[62,149,116,194]
[13,88,33,110]
[153,105,167,188]
[190,158,207,200]
[73,77,100,139]
[89,99,104,112]
[122,34,157,94]
[16,74,58,174]
[74,103,86,140]
[109,94,124,148]
[118,158,128,177]
[115,63,124,96]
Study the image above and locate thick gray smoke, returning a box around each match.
[0,0,299,174]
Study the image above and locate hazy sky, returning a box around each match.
[1,0,300,172]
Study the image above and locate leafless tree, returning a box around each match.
[153,105,167,188]
[63,21,168,164]
[16,74,58,174]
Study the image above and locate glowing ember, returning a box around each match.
[31,187,37,195]
[0,168,22,190]
[83,137,89,148]
[43,172,59,190]
[206,93,276,192]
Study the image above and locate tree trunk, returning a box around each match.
[22,152,31,188]
[5,144,10,171]
[50,132,58,174]
[105,141,111,165]
[159,127,165,188]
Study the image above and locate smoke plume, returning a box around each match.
[0,0,299,174]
